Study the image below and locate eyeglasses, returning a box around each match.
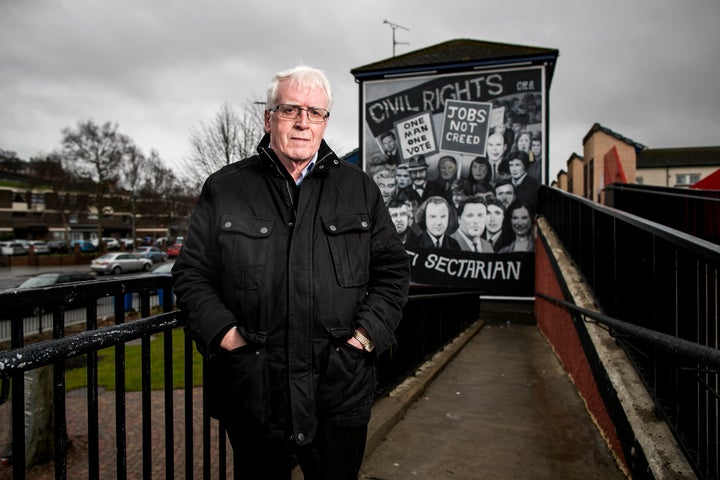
[269,104,330,124]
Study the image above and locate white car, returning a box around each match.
[102,237,120,250]
[91,252,153,275]
[0,240,29,256]
[27,240,50,254]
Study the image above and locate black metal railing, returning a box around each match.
[604,182,720,244]
[538,185,720,480]
[0,276,479,479]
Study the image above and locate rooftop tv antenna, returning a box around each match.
[383,20,409,57]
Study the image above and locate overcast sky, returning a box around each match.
[1,0,718,181]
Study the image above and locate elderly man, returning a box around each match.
[173,66,410,480]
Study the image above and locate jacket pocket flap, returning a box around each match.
[321,213,371,235]
[220,214,273,238]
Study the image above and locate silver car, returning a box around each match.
[91,252,153,275]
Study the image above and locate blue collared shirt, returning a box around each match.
[296,153,318,186]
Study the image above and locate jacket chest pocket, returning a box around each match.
[219,213,273,289]
[322,213,371,287]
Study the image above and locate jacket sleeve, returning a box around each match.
[172,176,237,356]
[354,178,411,354]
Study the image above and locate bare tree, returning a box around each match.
[181,101,265,189]
[121,144,148,245]
[61,120,130,246]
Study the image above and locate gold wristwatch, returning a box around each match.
[352,330,375,352]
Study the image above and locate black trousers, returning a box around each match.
[225,420,368,480]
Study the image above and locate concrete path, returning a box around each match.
[358,321,626,480]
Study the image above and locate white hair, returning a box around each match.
[266,66,332,110]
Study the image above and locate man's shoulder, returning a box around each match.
[449,230,469,247]
[327,159,376,185]
[209,155,261,180]
[449,229,463,242]
[333,158,366,175]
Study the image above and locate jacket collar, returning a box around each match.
[257,134,340,179]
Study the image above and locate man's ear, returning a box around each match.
[264,111,271,133]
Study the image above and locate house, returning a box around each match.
[558,123,720,202]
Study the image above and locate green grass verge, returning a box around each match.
[65,328,204,391]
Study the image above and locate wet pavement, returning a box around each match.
[358,321,626,480]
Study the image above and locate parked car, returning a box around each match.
[166,243,182,258]
[71,239,97,253]
[151,261,175,306]
[27,240,50,255]
[47,239,70,254]
[0,240,29,256]
[151,261,175,274]
[91,252,153,275]
[17,271,96,289]
[100,237,120,250]
[9,271,97,316]
[120,238,135,250]
[136,246,167,263]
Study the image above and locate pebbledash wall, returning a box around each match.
[533,217,695,479]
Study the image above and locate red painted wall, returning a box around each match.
[534,238,628,471]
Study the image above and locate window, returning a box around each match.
[675,173,700,187]
[31,193,45,206]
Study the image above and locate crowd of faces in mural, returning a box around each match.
[369,102,542,256]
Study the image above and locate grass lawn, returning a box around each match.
[65,327,204,391]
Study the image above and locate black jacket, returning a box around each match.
[172,135,410,445]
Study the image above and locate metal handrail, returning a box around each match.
[536,292,720,370]
[0,311,182,379]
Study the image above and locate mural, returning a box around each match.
[362,66,546,296]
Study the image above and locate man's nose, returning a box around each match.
[294,110,311,126]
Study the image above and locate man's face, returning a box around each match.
[486,133,506,162]
[438,158,457,180]
[486,204,504,234]
[508,159,526,180]
[388,206,409,234]
[382,135,396,154]
[410,168,428,186]
[376,176,396,204]
[425,202,449,237]
[495,184,515,208]
[510,206,532,236]
[396,168,412,188]
[264,79,328,165]
[458,203,487,238]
